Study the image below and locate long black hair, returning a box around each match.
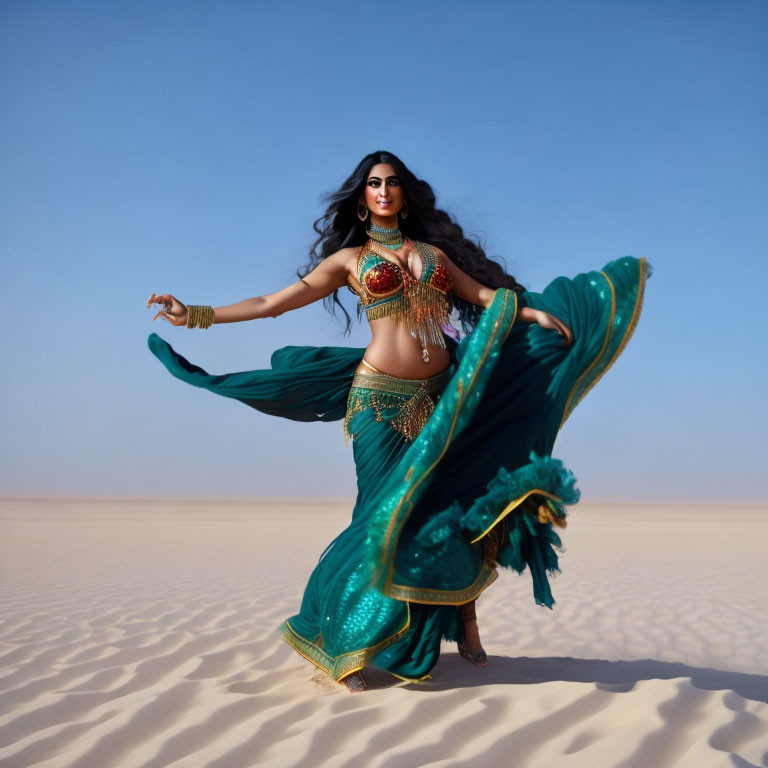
[298,150,527,336]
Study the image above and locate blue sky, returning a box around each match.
[1,0,766,501]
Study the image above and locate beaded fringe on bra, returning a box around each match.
[359,240,453,358]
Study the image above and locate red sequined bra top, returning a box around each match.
[349,238,454,360]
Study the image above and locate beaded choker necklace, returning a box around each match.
[366,222,403,250]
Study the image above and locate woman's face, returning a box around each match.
[361,163,404,223]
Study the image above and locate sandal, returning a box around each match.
[342,671,368,692]
[458,645,488,666]
[457,600,488,667]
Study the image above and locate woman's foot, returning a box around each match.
[458,600,488,667]
[342,671,368,692]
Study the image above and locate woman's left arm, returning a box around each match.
[435,247,573,345]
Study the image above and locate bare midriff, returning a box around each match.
[354,316,452,380]
[344,248,452,380]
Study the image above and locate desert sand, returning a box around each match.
[0,497,766,768]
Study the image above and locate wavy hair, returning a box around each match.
[298,150,527,336]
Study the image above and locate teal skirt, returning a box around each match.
[148,256,651,682]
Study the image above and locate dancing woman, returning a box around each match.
[147,150,651,692]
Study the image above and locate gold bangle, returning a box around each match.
[186,305,215,329]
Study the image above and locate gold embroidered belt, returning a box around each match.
[344,366,453,444]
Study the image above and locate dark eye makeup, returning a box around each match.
[367,177,400,187]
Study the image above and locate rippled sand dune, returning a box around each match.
[1,498,767,768]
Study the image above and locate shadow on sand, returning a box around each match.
[364,654,768,704]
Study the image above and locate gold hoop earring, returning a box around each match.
[357,204,369,222]
[400,200,409,220]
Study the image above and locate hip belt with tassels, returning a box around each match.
[343,364,454,444]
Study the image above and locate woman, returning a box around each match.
[147,150,651,693]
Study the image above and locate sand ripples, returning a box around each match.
[1,499,767,767]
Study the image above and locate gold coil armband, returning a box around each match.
[186,305,215,329]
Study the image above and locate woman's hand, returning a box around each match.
[533,309,573,346]
[146,293,188,327]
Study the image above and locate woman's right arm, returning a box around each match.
[148,249,355,326]
[213,249,353,323]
